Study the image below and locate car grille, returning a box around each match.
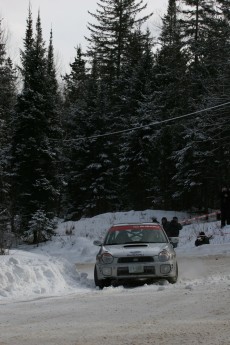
[117,256,154,263]
[117,266,155,276]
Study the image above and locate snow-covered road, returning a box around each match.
[1,211,230,344]
[1,253,230,345]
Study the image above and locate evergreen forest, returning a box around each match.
[0,0,230,243]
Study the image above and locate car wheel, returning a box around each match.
[167,263,178,284]
[94,265,111,289]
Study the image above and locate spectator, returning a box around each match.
[167,216,183,248]
[220,186,230,228]
[151,217,159,223]
[195,231,211,247]
[161,217,170,236]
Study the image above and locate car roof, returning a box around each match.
[108,223,162,232]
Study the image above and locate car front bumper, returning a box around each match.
[96,260,177,282]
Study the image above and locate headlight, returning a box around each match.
[101,252,114,264]
[158,250,171,262]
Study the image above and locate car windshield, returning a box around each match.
[104,226,168,245]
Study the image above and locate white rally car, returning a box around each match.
[94,223,178,288]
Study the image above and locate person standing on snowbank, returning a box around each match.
[161,217,170,236]
[220,186,230,228]
[167,216,183,248]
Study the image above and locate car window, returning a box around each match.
[104,227,167,245]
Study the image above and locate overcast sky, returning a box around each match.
[1,0,168,74]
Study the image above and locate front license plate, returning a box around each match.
[129,265,144,273]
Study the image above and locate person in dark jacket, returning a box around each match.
[161,217,170,236]
[168,217,182,237]
[195,231,211,247]
[167,217,183,248]
[220,187,230,228]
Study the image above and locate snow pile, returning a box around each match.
[0,251,94,300]
[0,209,230,302]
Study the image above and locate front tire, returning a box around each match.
[94,265,111,289]
[167,263,178,284]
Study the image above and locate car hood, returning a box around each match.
[102,243,171,257]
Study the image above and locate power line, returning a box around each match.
[63,101,230,142]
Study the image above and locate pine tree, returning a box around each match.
[62,46,89,217]
[198,0,230,198]
[80,0,155,213]
[155,0,188,117]
[63,46,87,106]
[0,18,17,218]
[117,28,157,210]
[173,0,230,209]
[178,0,219,104]
[26,209,57,245]
[86,0,152,79]
[169,0,215,209]
[45,29,63,216]
[10,10,60,236]
[138,0,188,209]
[63,47,122,217]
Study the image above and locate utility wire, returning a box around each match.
[63,101,230,142]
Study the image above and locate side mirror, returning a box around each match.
[93,240,102,246]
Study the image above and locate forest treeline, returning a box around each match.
[0,0,230,242]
